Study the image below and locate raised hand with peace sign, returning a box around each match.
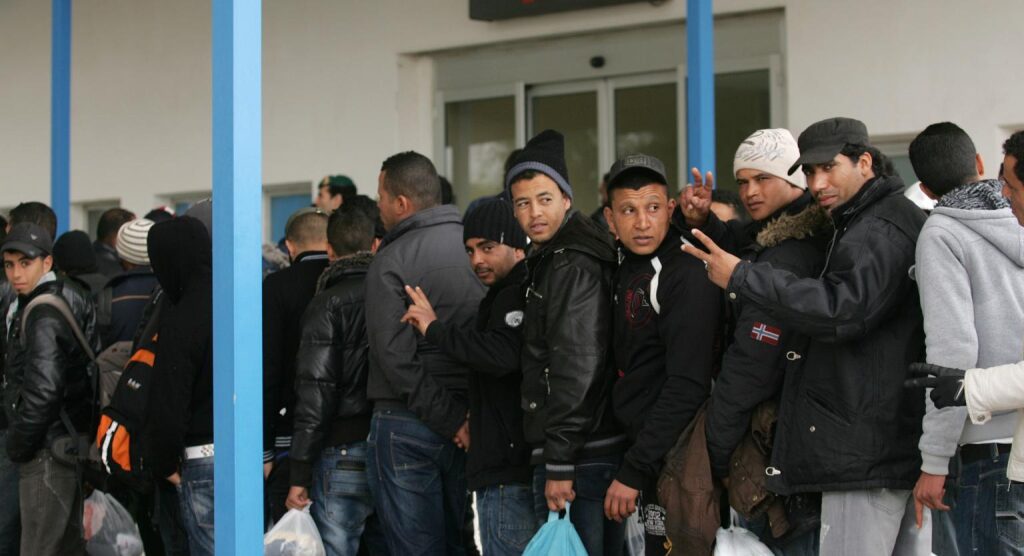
[680,167,715,228]
[680,228,742,289]
[400,285,438,336]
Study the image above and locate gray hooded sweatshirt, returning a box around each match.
[917,179,1024,475]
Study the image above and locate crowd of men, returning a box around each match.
[1,118,1024,556]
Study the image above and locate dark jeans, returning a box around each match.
[311,442,388,556]
[176,455,214,556]
[18,448,85,556]
[156,478,191,556]
[0,431,20,555]
[933,448,1024,556]
[366,408,467,556]
[531,453,626,556]
[477,483,537,556]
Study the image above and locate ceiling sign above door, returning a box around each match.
[469,0,654,22]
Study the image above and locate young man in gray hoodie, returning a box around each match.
[908,122,1024,556]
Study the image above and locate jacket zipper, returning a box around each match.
[544,368,550,396]
[819,227,841,278]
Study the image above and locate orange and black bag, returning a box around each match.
[95,291,163,493]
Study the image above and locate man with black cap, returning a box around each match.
[506,129,626,554]
[401,197,535,555]
[3,222,98,555]
[600,154,721,555]
[684,117,929,555]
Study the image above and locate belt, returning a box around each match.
[184,444,214,460]
[960,443,1010,465]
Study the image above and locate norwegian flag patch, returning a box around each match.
[750,322,781,345]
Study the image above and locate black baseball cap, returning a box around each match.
[607,154,668,187]
[787,117,870,175]
[1,222,53,259]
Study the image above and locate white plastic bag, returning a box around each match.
[624,509,645,556]
[264,506,326,556]
[83,490,145,556]
[713,526,773,556]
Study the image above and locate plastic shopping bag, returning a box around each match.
[523,501,587,556]
[624,509,645,556]
[83,490,145,556]
[264,506,326,556]
[713,526,774,556]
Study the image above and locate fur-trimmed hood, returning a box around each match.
[316,251,374,293]
[755,200,833,248]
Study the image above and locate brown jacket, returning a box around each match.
[657,403,720,556]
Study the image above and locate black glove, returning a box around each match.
[905,362,967,408]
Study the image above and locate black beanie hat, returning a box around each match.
[504,129,573,200]
[53,230,98,274]
[463,198,528,250]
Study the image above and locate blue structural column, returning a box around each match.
[51,0,71,234]
[212,0,263,553]
[686,0,715,177]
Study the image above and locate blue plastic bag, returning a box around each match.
[523,501,588,556]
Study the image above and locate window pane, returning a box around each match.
[888,154,917,185]
[615,83,678,190]
[531,91,600,215]
[445,96,516,208]
[270,194,312,243]
[714,70,771,193]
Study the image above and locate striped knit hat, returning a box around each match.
[116,218,154,265]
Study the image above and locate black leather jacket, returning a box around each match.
[727,176,927,493]
[521,211,623,480]
[289,253,374,488]
[3,279,98,462]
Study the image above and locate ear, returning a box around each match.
[603,206,618,238]
[396,195,412,216]
[976,153,985,177]
[918,183,940,201]
[859,152,874,176]
[514,248,526,262]
[562,192,572,211]
[284,239,299,260]
[326,244,338,261]
[42,255,54,273]
[667,197,677,212]
[371,237,382,254]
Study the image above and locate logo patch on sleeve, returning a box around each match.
[750,322,781,345]
[504,310,524,328]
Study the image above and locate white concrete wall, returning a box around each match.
[1,0,1021,226]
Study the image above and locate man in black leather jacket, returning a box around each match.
[286,202,387,555]
[685,118,929,555]
[3,222,98,555]
[506,130,626,555]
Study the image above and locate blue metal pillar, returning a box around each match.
[51,0,71,234]
[686,0,715,178]
[212,0,263,553]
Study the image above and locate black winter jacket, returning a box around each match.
[289,253,374,488]
[4,278,99,462]
[0,278,14,430]
[143,217,214,478]
[98,266,159,348]
[521,211,624,481]
[727,176,927,493]
[704,193,832,478]
[263,250,329,460]
[611,207,722,489]
[425,261,532,490]
[366,205,485,438]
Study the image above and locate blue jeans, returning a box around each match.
[311,442,387,556]
[532,453,626,556]
[933,448,1024,556]
[177,455,214,556]
[366,409,467,556]
[477,483,537,556]
[0,431,20,555]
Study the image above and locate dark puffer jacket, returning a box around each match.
[289,253,374,488]
[727,176,927,493]
[705,192,832,478]
[521,211,624,481]
[4,278,99,462]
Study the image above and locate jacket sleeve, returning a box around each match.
[6,308,70,462]
[365,263,467,439]
[915,225,975,475]
[289,299,342,488]
[543,256,612,474]
[965,362,1024,424]
[682,211,748,256]
[262,275,285,463]
[424,287,522,377]
[705,301,787,479]
[618,262,720,489]
[728,217,917,343]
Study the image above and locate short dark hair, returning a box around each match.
[327,197,379,257]
[9,202,57,239]
[908,122,978,196]
[439,176,455,205]
[606,168,669,204]
[380,151,441,209]
[144,208,174,223]
[1003,131,1024,185]
[0,214,7,243]
[285,209,327,245]
[712,189,749,224]
[319,182,357,201]
[839,144,891,178]
[97,208,135,241]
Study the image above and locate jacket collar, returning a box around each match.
[830,175,905,228]
[528,211,616,264]
[380,205,463,250]
[754,192,832,248]
[294,251,329,265]
[316,251,374,293]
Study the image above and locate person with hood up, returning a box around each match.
[53,229,108,297]
[143,216,215,556]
